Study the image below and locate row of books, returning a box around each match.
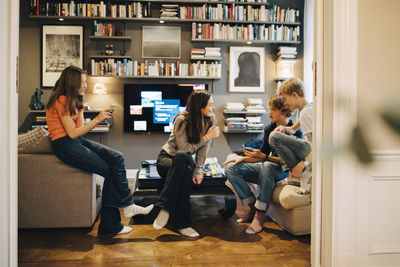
[190,47,221,59]
[90,59,222,78]
[192,23,300,42]
[30,1,151,18]
[93,21,116,37]
[180,5,299,23]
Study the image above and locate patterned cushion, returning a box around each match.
[18,127,53,154]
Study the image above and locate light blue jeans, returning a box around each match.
[269,131,312,172]
[224,161,287,211]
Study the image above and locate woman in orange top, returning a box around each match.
[46,66,153,235]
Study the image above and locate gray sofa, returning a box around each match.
[18,127,104,228]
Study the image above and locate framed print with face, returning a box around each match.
[229,46,265,93]
[42,25,83,88]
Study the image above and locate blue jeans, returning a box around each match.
[269,131,312,171]
[51,136,134,235]
[224,161,287,211]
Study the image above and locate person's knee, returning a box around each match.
[111,150,125,165]
[269,131,283,147]
[175,150,194,165]
[259,162,276,181]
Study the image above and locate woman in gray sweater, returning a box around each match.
[152,90,220,237]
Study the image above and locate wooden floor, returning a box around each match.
[19,196,310,266]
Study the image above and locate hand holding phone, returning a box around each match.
[242,146,254,151]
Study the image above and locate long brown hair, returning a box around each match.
[178,90,213,144]
[45,66,86,115]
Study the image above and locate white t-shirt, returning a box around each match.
[299,103,313,143]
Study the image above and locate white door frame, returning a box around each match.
[312,0,359,266]
[0,0,19,266]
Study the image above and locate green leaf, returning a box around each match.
[381,110,400,135]
[350,126,373,165]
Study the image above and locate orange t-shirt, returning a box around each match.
[46,95,82,141]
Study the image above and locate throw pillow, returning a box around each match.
[18,127,53,154]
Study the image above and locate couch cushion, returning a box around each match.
[18,127,53,154]
[272,184,311,209]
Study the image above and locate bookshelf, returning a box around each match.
[223,106,267,134]
[28,110,112,133]
[29,0,302,78]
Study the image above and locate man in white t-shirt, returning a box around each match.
[269,77,313,193]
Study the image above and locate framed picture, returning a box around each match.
[229,46,265,93]
[142,26,181,59]
[42,25,83,88]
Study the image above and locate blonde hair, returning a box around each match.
[280,77,305,97]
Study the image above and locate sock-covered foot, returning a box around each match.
[123,203,154,217]
[153,209,169,230]
[117,225,132,235]
[245,210,266,235]
[236,205,255,223]
[300,167,312,194]
[178,227,199,237]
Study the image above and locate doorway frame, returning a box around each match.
[312,0,359,266]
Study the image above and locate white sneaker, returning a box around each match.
[178,227,199,237]
[117,226,132,235]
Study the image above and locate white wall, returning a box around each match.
[0,0,19,266]
[358,0,400,150]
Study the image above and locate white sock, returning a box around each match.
[117,225,132,235]
[123,203,154,217]
[178,227,199,237]
[300,169,312,194]
[153,209,169,230]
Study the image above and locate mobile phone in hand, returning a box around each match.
[243,146,254,151]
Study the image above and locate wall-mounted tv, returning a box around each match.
[124,84,208,133]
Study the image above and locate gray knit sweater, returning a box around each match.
[162,113,214,177]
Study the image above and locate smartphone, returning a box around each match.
[242,146,254,151]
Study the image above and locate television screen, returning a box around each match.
[124,84,208,133]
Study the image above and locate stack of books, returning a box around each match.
[246,98,266,113]
[245,98,265,131]
[225,117,247,132]
[190,48,206,59]
[224,102,245,113]
[277,46,297,60]
[205,47,221,58]
[32,115,47,130]
[160,4,179,19]
[275,47,297,81]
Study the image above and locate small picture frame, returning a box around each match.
[229,46,265,93]
[142,26,181,59]
[42,25,83,88]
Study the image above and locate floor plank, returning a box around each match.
[19,196,310,266]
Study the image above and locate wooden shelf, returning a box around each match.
[89,55,132,59]
[89,36,132,40]
[89,75,221,80]
[192,39,300,44]
[190,57,223,61]
[29,16,299,25]
[223,130,264,134]
[223,110,267,115]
